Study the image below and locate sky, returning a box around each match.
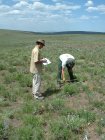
[0,0,105,32]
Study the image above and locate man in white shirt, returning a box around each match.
[57,53,76,85]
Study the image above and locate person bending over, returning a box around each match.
[57,53,77,86]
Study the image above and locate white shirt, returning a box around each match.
[59,54,75,68]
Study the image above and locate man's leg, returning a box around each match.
[67,67,75,82]
[57,59,62,81]
[67,65,78,82]
[32,73,44,99]
[57,59,62,88]
[66,61,75,82]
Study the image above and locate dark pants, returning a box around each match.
[57,59,62,81]
[57,59,75,82]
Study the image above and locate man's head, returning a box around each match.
[36,39,45,49]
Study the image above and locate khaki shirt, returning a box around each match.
[30,45,42,74]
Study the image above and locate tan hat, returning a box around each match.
[36,39,45,46]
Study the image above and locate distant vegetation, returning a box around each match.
[0,29,105,140]
[35,31,105,35]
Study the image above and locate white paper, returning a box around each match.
[43,58,51,65]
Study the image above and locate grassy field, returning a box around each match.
[0,29,105,140]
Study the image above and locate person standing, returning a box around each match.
[30,39,46,99]
[57,53,77,86]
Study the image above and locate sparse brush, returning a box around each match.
[0,31,105,140]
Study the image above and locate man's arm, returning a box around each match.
[62,67,65,81]
[35,59,47,64]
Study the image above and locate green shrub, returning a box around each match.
[99,117,105,127]
[15,73,32,87]
[0,120,9,140]
[0,63,6,70]
[8,66,17,73]
[92,101,105,111]
[17,125,33,140]
[2,91,17,102]
[50,117,81,140]
[0,84,6,95]
[32,127,45,140]
[23,115,43,128]
[48,98,65,111]
[60,108,75,116]
[4,74,15,84]
[50,118,74,140]
[12,125,44,140]
[0,121,4,139]
[64,114,86,134]
[77,109,96,123]
[81,84,89,92]
[64,84,79,96]
[22,102,34,114]
[101,134,105,140]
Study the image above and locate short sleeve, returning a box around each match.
[62,61,66,68]
[33,50,39,62]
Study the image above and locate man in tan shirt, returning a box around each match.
[30,39,46,99]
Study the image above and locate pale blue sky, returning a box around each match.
[0,0,105,32]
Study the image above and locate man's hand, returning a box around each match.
[41,58,47,63]
[62,68,65,82]
[63,78,66,82]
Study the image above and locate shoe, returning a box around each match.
[34,95,44,100]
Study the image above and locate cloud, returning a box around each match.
[0,1,81,15]
[80,15,90,20]
[31,2,81,11]
[54,3,81,11]
[32,2,46,10]
[86,4,105,13]
[7,10,21,15]
[86,7,97,12]
[52,0,63,2]
[97,5,105,13]
[85,0,93,7]
[13,0,28,2]
[0,5,10,12]
[0,1,81,31]
[13,1,29,8]
[80,15,98,20]
[13,0,41,2]
[0,1,81,22]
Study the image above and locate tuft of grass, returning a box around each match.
[50,117,79,140]
[92,101,105,111]
[77,109,96,123]
[15,73,32,87]
[0,84,6,95]
[8,66,17,73]
[22,102,34,114]
[0,119,10,140]
[0,121,4,139]
[63,83,79,96]
[1,91,17,102]
[0,63,7,71]
[45,98,65,112]
[50,115,86,139]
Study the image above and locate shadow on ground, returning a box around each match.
[43,88,60,97]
